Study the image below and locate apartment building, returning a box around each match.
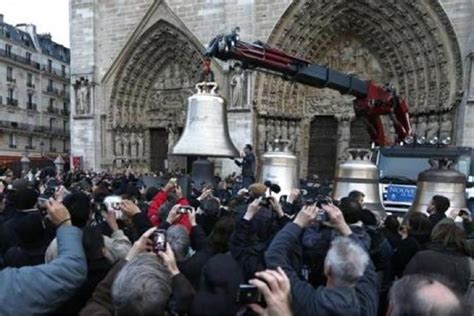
[0,14,70,173]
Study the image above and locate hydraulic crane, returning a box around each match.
[203,28,412,146]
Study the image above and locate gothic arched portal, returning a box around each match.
[254,0,463,177]
[105,17,205,171]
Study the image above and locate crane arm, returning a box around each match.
[204,29,412,146]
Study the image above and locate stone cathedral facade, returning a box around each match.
[69,0,474,179]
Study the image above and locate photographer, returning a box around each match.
[81,227,195,316]
[230,194,289,281]
[0,199,87,315]
[45,191,131,264]
[147,179,192,232]
[265,203,378,316]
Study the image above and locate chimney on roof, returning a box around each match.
[0,14,4,23]
[16,23,37,36]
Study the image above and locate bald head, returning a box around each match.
[388,274,465,316]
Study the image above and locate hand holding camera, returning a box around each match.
[321,203,352,236]
[294,204,318,228]
[126,226,156,261]
[158,241,180,276]
[246,267,292,316]
[166,204,186,225]
[244,197,262,221]
[120,199,141,218]
[45,199,71,227]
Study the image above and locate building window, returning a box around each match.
[63,120,68,132]
[27,93,33,109]
[7,88,15,106]
[5,44,12,57]
[48,79,53,91]
[9,134,16,148]
[48,98,54,112]
[63,139,68,152]
[49,138,54,152]
[27,73,33,87]
[47,59,52,72]
[26,52,31,64]
[6,67,13,81]
[27,136,33,149]
[61,65,66,77]
[49,118,55,130]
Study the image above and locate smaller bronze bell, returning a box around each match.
[259,139,299,198]
[332,149,385,214]
[410,159,467,213]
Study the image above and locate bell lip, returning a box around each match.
[171,152,240,158]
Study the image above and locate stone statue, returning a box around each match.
[288,121,297,151]
[115,132,124,156]
[75,78,91,115]
[281,121,289,141]
[257,118,267,151]
[439,113,453,140]
[266,119,275,145]
[137,132,144,157]
[336,118,351,163]
[230,64,244,109]
[426,115,440,139]
[410,116,417,135]
[167,125,179,153]
[274,120,282,140]
[416,116,427,138]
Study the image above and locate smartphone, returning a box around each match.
[151,229,167,253]
[279,195,288,204]
[459,209,469,216]
[236,284,263,304]
[104,196,123,220]
[178,206,193,214]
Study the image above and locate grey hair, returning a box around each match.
[112,253,172,316]
[324,237,369,287]
[388,274,464,316]
[166,224,190,262]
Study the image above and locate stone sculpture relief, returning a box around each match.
[73,77,91,115]
[426,115,440,139]
[439,112,453,140]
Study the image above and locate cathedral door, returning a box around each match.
[149,128,168,173]
[308,116,338,181]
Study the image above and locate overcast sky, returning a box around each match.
[0,0,69,47]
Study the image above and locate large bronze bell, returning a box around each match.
[332,149,385,213]
[172,82,239,157]
[260,140,299,198]
[410,159,467,213]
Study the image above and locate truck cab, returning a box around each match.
[374,145,474,214]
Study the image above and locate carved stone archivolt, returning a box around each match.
[106,19,204,169]
[254,0,463,176]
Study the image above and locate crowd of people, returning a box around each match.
[0,164,473,315]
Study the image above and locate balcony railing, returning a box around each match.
[26,103,37,111]
[44,86,70,99]
[27,82,35,88]
[6,98,18,106]
[0,120,70,138]
[41,65,70,80]
[6,77,16,83]
[61,109,70,116]
[0,48,41,70]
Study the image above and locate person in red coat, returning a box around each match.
[147,179,192,232]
